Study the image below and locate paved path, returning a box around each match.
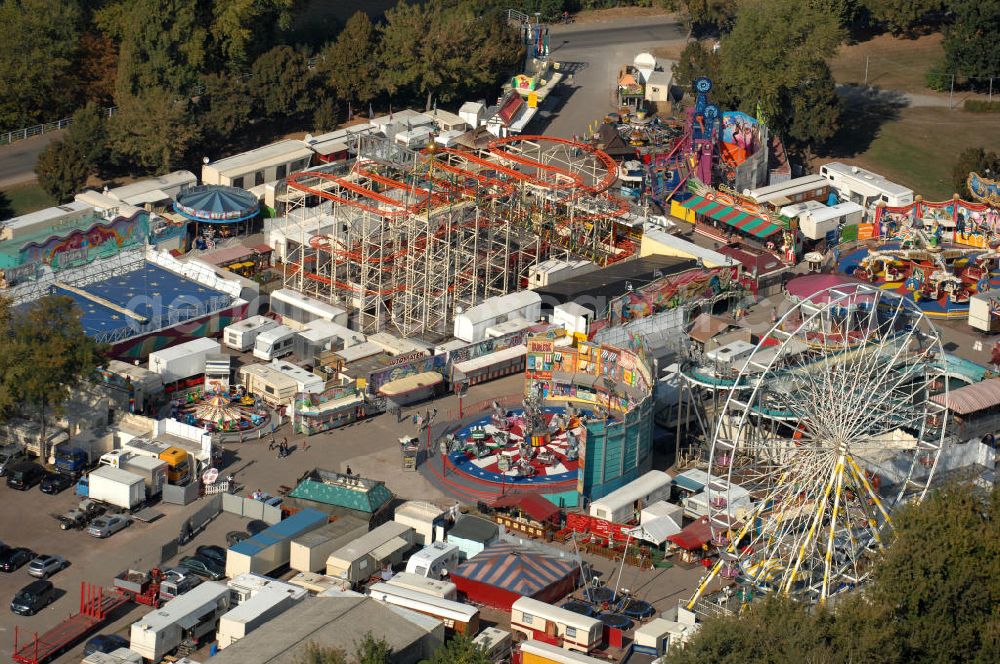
[0,131,62,189]
[534,15,687,139]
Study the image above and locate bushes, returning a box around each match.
[964,100,1000,113]
[924,60,950,91]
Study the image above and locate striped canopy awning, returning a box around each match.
[681,194,782,239]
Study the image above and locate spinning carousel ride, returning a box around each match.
[445,387,587,486]
[689,284,948,608]
[174,390,271,433]
[839,204,1000,317]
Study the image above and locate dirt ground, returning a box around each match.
[571,6,674,24]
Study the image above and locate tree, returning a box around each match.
[865,484,999,663]
[312,98,339,133]
[101,0,208,98]
[250,45,314,121]
[0,297,20,421]
[109,87,201,174]
[420,634,491,664]
[673,1,741,36]
[662,484,1000,664]
[198,72,252,151]
[942,0,1000,82]
[295,642,346,664]
[379,1,523,109]
[672,41,723,95]
[208,0,296,69]
[952,147,1000,197]
[76,30,118,107]
[719,0,844,154]
[35,140,91,203]
[0,0,82,127]
[7,296,105,451]
[665,598,837,664]
[66,102,109,173]
[354,633,392,664]
[318,11,380,107]
[862,0,945,35]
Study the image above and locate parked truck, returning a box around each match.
[101,450,167,497]
[54,498,106,530]
[87,465,146,511]
[54,446,91,477]
[123,439,191,485]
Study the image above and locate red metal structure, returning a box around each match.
[13,583,129,664]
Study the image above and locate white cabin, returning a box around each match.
[819,162,914,209]
[454,291,542,343]
[589,470,673,524]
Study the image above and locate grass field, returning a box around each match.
[819,107,1000,199]
[0,181,55,220]
[824,33,999,200]
[830,33,945,93]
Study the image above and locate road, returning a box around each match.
[531,15,687,139]
[0,131,62,190]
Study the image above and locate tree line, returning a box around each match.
[7,0,525,201]
[664,482,999,664]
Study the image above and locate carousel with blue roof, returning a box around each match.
[173,184,260,251]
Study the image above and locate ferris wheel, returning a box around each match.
[690,284,949,607]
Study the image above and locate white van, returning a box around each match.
[253,324,296,361]
[224,316,280,352]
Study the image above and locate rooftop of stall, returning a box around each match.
[533,255,697,317]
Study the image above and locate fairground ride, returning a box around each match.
[688,284,948,608]
[279,133,636,337]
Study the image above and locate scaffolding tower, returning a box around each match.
[280,133,632,337]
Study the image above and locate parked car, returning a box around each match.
[226,531,249,547]
[159,568,203,601]
[195,545,227,567]
[27,554,68,579]
[177,555,225,580]
[83,634,130,656]
[10,580,56,615]
[6,461,45,490]
[0,547,34,572]
[39,472,75,495]
[0,444,28,477]
[87,514,131,539]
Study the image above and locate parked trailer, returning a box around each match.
[253,324,297,361]
[224,315,280,351]
[216,582,307,649]
[325,521,415,585]
[517,640,611,664]
[129,581,230,662]
[588,470,673,524]
[148,338,221,384]
[367,583,480,635]
[404,541,461,579]
[385,572,458,600]
[86,466,145,511]
[12,583,130,664]
[511,598,603,654]
[270,288,349,330]
[474,627,512,664]
[226,509,329,578]
[289,516,369,573]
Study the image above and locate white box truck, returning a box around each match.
[122,455,168,498]
[87,465,145,510]
[148,338,221,384]
[224,315,280,352]
[969,289,1000,333]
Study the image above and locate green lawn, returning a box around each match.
[835,107,1000,200]
[0,181,56,220]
